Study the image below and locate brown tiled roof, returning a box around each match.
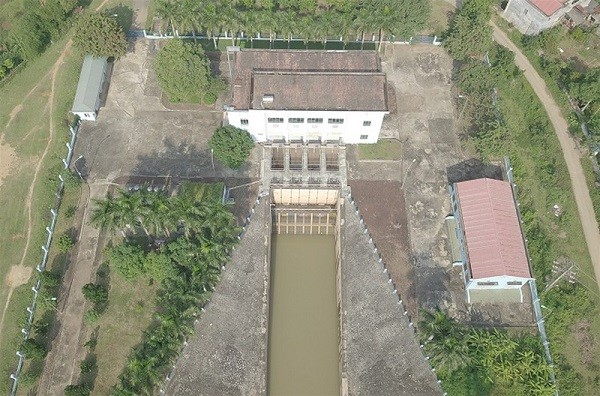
[456,178,531,279]
[251,71,387,111]
[230,49,387,111]
[529,0,566,16]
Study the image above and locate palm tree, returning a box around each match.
[155,0,179,36]
[90,193,129,237]
[276,11,297,49]
[199,3,220,48]
[353,8,373,50]
[242,12,258,47]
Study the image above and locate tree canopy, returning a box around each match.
[443,0,493,61]
[153,0,429,49]
[153,39,215,103]
[73,12,127,59]
[209,125,255,169]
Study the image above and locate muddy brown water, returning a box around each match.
[268,234,340,396]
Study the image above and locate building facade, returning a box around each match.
[503,0,594,35]
[71,55,108,121]
[225,49,389,144]
[448,177,533,303]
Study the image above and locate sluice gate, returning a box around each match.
[272,207,337,235]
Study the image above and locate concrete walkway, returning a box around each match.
[38,183,109,395]
[491,22,600,291]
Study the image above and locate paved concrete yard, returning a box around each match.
[341,199,442,396]
[165,198,268,396]
[73,39,260,182]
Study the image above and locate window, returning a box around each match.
[307,118,323,124]
[507,281,523,286]
[241,119,249,125]
[268,117,284,123]
[328,118,344,124]
[288,118,305,123]
[363,121,371,126]
[476,281,499,286]
[360,135,369,140]
[523,9,528,15]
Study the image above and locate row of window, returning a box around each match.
[260,118,372,126]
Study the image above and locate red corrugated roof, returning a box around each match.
[456,178,531,279]
[530,0,566,16]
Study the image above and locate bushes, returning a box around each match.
[20,338,47,360]
[209,125,255,169]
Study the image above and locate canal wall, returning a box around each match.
[341,197,443,395]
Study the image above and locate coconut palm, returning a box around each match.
[90,193,129,237]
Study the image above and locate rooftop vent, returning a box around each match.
[262,94,274,103]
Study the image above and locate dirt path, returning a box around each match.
[490,22,600,290]
[0,0,113,362]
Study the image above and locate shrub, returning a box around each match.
[203,91,217,105]
[56,234,76,253]
[64,384,91,396]
[209,125,255,169]
[84,309,100,324]
[20,338,47,360]
[82,283,109,305]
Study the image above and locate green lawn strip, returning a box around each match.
[90,272,158,395]
[357,139,402,160]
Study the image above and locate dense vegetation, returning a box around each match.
[154,0,430,49]
[87,183,239,394]
[443,1,598,394]
[73,12,127,59]
[0,0,81,81]
[420,308,554,395]
[153,39,224,103]
[209,125,255,169]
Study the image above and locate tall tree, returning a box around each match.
[73,12,127,59]
[153,39,211,103]
[209,125,255,169]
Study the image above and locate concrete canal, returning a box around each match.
[268,234,340,395]
[268,187,342,395]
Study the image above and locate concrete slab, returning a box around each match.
[341,200,442,396]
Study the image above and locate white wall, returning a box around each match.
[226,109,386,144]
[73,111,97,121]
[503,0,588,35]
[466,275,531,290]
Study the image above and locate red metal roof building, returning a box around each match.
[449,178,533,303]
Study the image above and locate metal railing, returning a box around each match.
[9,120,81,396]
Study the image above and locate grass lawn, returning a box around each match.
[0,0,132,392]
[358,139,402,160]
[88,270,158,395]
[425,0,454,36]
[0,33,82,394]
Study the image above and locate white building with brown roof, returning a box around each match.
[225,49,389,144]
[448,177,533,303]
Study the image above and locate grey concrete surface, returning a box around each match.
[73,39,260,183]
[165,198,268,396]
[341,199,442,396]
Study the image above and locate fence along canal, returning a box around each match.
[268,188,342,395]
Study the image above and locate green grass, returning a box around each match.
[89,271,158,395]
[424,0,454,36]
[484,63,600,396]
[358,139,402,160]
[0,0,132,392]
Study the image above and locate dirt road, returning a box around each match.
[491,22,600,290]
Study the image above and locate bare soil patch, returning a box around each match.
[0,140,17,188]
[348,180,417,316]
[5,264,33,287]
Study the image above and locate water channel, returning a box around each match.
[268,234,340,395]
